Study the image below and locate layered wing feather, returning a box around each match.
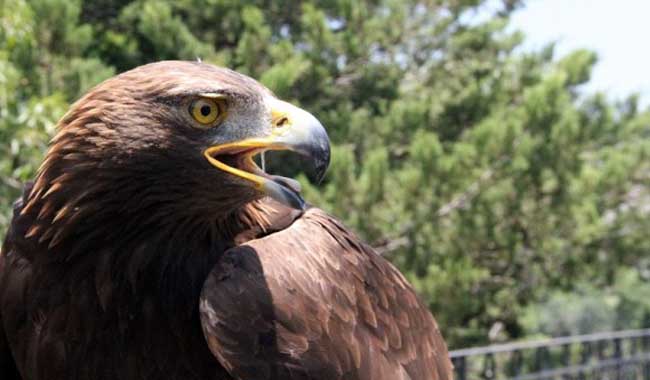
[200,207,452,380]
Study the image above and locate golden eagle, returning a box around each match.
[0,61,452,380]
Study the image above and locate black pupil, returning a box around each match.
[200,105,212,117]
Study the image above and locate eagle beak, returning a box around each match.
[204,99,331,210]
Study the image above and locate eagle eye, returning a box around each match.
[189,97,227,127]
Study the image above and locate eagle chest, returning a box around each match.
[6,254,232,380]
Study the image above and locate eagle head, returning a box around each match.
[22,61,330,248]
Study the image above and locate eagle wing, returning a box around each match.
[199,207,453,380]
[0,185,33,380]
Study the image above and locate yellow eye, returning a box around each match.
[189,98,227,127]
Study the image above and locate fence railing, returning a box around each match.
[449,329,650,380]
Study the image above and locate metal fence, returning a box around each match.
[449,329,650,380]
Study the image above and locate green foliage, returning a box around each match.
[3,0,650,349]
[522,268,650,337]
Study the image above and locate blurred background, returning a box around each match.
[2,0,650,369]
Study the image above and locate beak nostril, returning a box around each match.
[274,116,289,128]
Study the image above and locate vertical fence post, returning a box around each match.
[561,343,572,380]
[452,356,466,380]
[641,335,650,379]
[534,346,551,372]
[580,341,592,380]
[613,337,622,380]
[507,350,524,377]
[481,353,496,380]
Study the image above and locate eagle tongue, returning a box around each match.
[269,175,302,194]
[263,175,305,210]
[257,152,305,210]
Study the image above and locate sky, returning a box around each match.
[508,0,650,106]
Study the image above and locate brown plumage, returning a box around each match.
[0,61,452,380]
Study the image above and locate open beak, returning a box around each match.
[204,99,330,210]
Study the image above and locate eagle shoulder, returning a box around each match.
[199,207,453,380]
